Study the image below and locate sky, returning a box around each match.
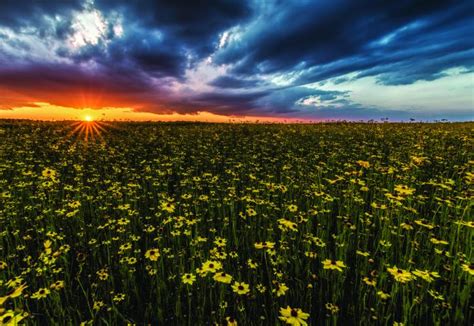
[0,0,472,122]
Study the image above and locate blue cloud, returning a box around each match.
[0,0,472,120]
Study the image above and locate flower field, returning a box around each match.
[0,121,472,325]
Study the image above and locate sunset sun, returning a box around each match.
[66,115,109,142]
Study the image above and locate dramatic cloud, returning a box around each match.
[0,0,472,120]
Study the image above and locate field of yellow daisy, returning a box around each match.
[0,121,472,325]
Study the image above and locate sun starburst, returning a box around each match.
[66,118,110,143]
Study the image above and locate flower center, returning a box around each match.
[2,316,12,323]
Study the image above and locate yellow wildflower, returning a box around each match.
[279,306,310,325]
[213,272,233,284]
[273,282,289,297]
[387,266,414,283]
[231,282,250,295]
[322,259,346,272]
[254,241,275,249]
[278,218,298,232]
[182,273,196,285]
[31,288,51,300]
[461,263,474,276]
[412,269,440,282]
[145,248,161,261]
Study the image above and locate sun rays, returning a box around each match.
[67,119,109,143]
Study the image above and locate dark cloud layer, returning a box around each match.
[215,1,473,85]
[0,0,82,28]
[208,76,262,89]
[0,0,472,119]
[95,1,252,58]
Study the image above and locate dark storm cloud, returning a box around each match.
[216,1,472,74]
[0,0,254,96]
[104,30,188,79]
[0,0,82,28]
[208,76,262,89]
[93,0,252,59]
[362,48,474,86]
[220,1,472,85]
[0,0,472,119]
[190,91,270,115]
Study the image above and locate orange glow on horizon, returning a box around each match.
[0,102,315,123]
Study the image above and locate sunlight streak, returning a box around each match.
[66,120,111,143]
